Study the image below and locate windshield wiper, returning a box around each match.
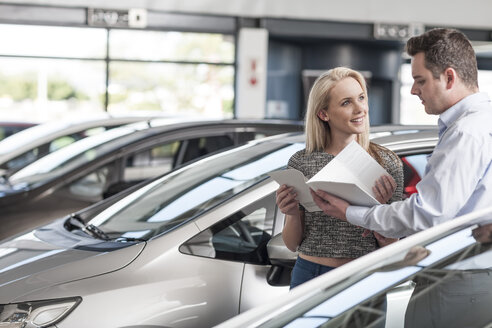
[65,214,110,241]
[0,173,12,188]
[64,214,85,230]
[114,236,147,243]
[84,223,111,241]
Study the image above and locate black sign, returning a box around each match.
[87,8,129,27]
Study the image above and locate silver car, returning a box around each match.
[216,207,492,328]
[0,113,160,176]
[0,127,437,328]
[0,118,303,240]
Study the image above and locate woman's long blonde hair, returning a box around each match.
[305,67,371,154]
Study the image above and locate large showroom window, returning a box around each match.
[108,29,235,117]
[0,24,235,122]
[0,24,107,122]
[400,62,492,124]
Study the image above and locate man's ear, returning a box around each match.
[444,67,457,89]
[317,110,329,122]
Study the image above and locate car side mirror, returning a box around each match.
[266,233,297,286]
[267,233,298,265]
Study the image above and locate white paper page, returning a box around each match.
[269,169,321,212]
[337,141,388,192]
[310,162,356,184]
[307,180,379,206]
[310,141,388,197]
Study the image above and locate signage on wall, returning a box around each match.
[249,59,258,86]
[87,8,147,28]
[374,22,425,40]
[236,28,268,119]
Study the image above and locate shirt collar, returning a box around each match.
[438,92,490,137]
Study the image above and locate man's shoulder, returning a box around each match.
[456,106,492,133]
[448,107,492,148]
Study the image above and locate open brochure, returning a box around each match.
[269,140,388,212]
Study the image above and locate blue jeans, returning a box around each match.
[290,256,335,289]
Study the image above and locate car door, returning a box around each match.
[238,194,291,313]
[181,183,290,317]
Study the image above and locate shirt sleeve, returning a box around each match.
[347,206,370,225]
[347,128,488,239]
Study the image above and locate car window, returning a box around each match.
[0,126,28,140]
[124,141,180,182]
[173,136,234,167]
[180,193,275,265]
[68,164,114,202]
[261,222,492,328]
[9,126,134,188]
[86,141,305,240]
[122,135,235,183]
[49,135,78,152]
[4,148,40,171]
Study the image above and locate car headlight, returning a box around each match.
[0,297,81,328]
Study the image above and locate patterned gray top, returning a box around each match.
[288,146,404,258]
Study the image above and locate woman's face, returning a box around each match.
[319,77,368,138]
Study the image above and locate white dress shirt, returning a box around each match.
[347,92,492,238]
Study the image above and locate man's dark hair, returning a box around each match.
[406,28,478,89]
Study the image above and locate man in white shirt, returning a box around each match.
[311,28,492,238]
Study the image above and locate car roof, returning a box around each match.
[251,124,439,149]
[8,118,303,186]
[0,121,38,127]
[0,114,164,163]
[216,205,492,328]
[371,128,438,154]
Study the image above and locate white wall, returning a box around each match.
[236,28,268,119]
[3,0,492,29]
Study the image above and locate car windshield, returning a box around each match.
[84,136,305,240]
[259,214,492,328]
[6,123,149,188]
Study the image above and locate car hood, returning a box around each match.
[0,224,145,303]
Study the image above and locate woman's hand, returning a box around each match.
[373,175,397,204]
[362,229,398,247]
[276,185,300,216]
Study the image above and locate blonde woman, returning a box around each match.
[276,67,404,289]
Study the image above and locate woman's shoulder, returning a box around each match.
[289,148,333,161]
[371,142,400,162]
[290,148,307,158]
[288,149,333,168]
[370,143,403,177]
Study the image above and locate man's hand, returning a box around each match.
[472,223,492,243]
[310,189,349,221]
